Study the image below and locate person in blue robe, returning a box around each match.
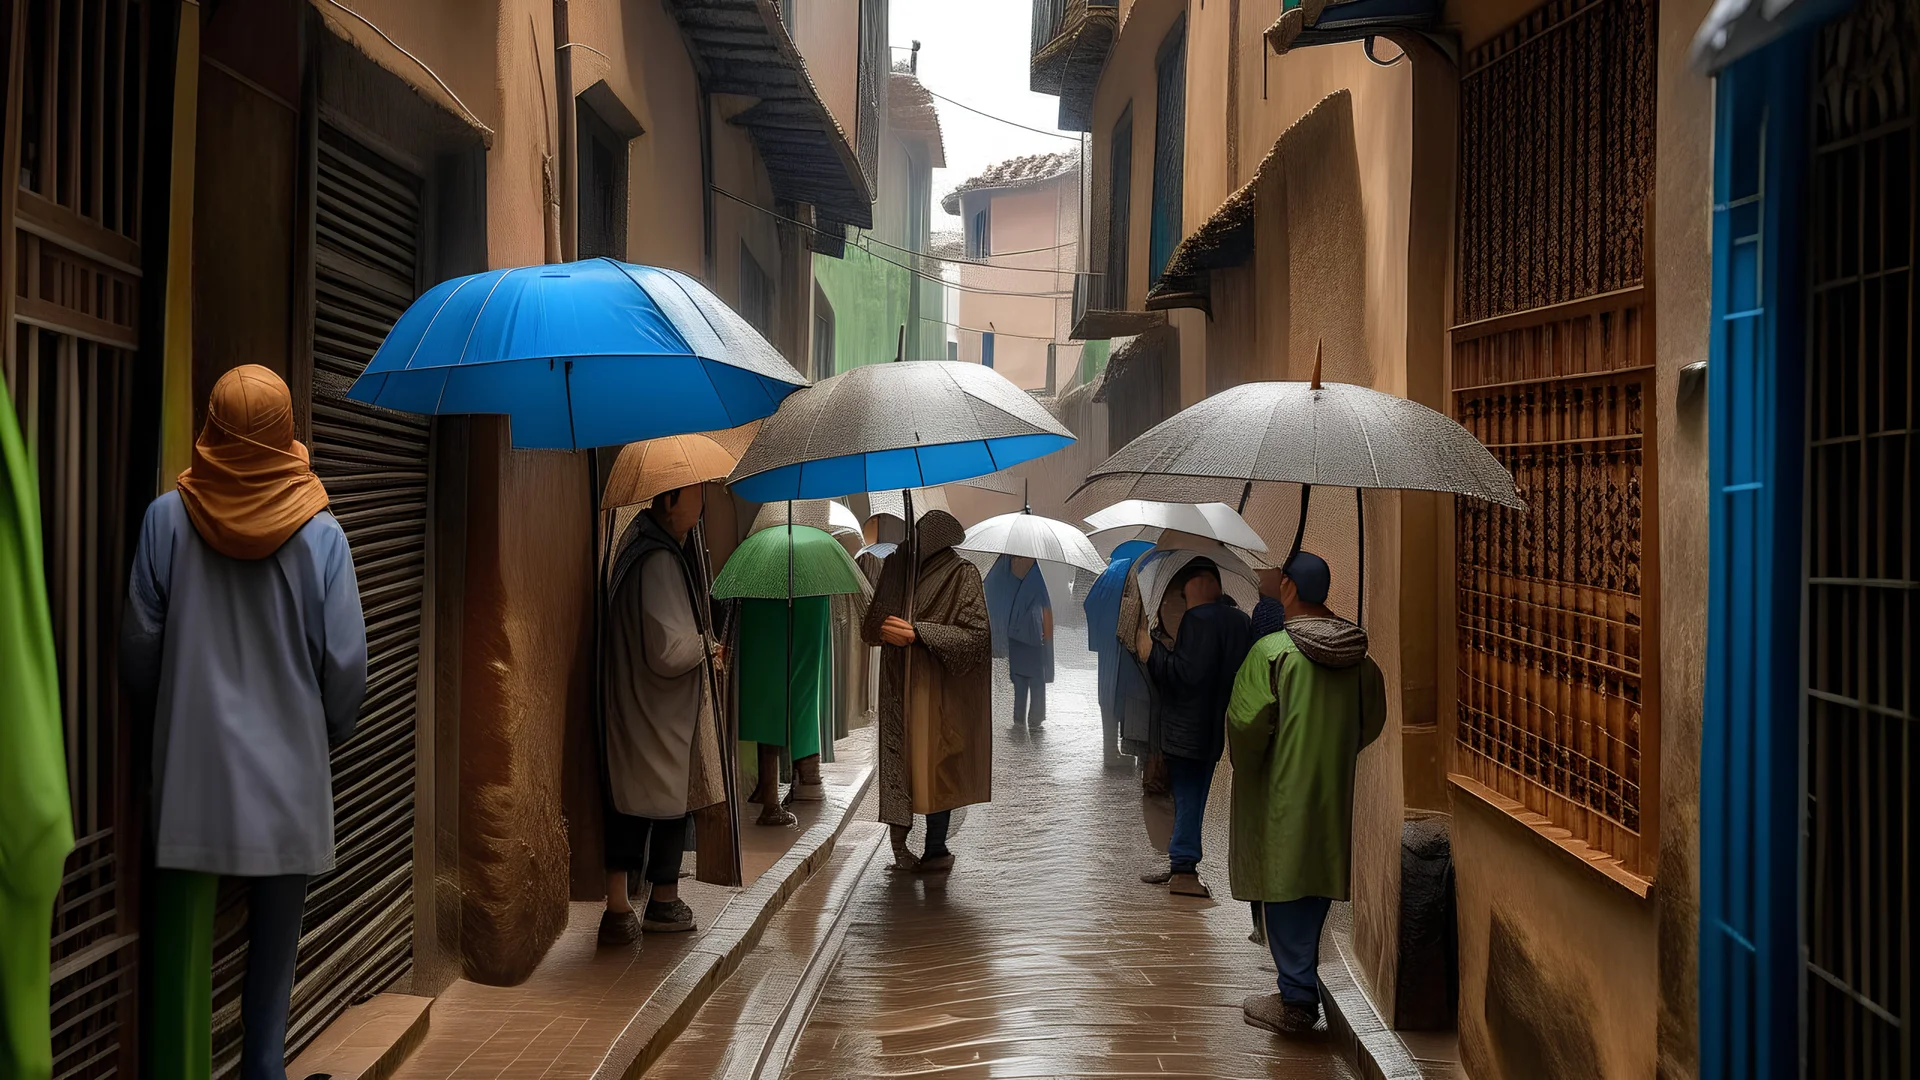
[1084,540,1154,758]
[985,555,1054,726]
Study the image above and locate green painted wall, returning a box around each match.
[814,244,913,370]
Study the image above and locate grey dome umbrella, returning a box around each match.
[1069,346,1523,622]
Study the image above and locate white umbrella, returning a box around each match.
[1083,500,1269,552]
[1136,543,1261,617]
[748,498,863,539]
[864,485,952,524]
[957,510,1106,573]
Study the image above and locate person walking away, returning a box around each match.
[120,366,368,1080]
[1,381,74,1080]
[1138,560,1251,898]
[738,592,831,826]
[997,556,1054,726]
[862,510,992,873]
[600,482,729,945]
[1084,540,1153,762]
[1227,552,1385,1035]
[1250,566,1287,641]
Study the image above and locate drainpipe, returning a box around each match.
[554,0,576,263]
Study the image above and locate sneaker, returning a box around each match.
[597,910,641,947]
[1139,869,1174,885]
[1169,873,1212,898]
[641,898,696,933]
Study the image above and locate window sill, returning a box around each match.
[1448,773,1653,899]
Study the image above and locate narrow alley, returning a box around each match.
[654,611,1355,1080]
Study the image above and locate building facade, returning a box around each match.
[3,0,881,1076]
[1038,0,1906,1077]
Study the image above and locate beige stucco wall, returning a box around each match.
[789,0,860,144]
[1088,0,1187,312]
[1651,0,1713,1076]
[954,182,1077,392]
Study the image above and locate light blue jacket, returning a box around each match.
[121,492,367,876]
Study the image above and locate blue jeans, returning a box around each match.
[1165,754,1216,874]
[1013,675,1046,725]
[1263,896,1333,1005]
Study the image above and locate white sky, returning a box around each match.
[889,0,1083,230]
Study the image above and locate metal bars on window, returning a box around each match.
[1802,2,1915,1074]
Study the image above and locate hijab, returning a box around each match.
[175,365,331,560]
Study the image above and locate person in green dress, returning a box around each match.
[1,380,73,1080]
[738,594,832,826]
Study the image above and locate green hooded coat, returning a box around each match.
[1226,618,1385,903]
[0,383,74,1080]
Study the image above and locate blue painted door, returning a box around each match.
[1700,35,1810,1080]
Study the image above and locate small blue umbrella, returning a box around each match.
[346,258,808,449]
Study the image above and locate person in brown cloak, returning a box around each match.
[861,509,992,873]
[599,482,729,945]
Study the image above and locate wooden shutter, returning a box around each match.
[1105,106,1131,309]
[247,123,428,1071]
[1449,0,1659,879]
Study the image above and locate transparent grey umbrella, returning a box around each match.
[1069,347,1523,622]
[957,510,1107,574]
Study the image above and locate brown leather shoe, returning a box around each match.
[1169,873,1212,898]
[756,806,798,827]
[1139,869,1174,885]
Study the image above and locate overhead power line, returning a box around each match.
[922,88,1083,142]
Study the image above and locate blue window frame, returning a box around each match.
[1149,15,1186,284]
[1701,32,1812,1080]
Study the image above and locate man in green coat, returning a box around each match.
[1225,552,1385,1036]
[0,383,74,1080]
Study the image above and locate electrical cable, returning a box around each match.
[922,87,1083,142]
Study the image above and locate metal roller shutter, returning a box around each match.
[220,124,428,1073]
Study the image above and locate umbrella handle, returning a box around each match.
[1286,483,1313,566]
[1355,487,1364,628]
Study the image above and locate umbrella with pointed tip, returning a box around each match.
[728,361,1073,502]
[1083,500,1269,553]
[1070,343,1523,623]
[957,510,1106,574]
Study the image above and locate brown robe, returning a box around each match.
[862,511,992,827]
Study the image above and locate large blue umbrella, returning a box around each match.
[346,258,808,449]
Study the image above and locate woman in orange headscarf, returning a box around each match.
[122,365,367,1080]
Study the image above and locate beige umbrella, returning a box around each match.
[601,431,741,510]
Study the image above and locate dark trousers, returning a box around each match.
[241,875,309,1080]
[151,870,307,1080]
[1012,675,1046,725]
[604,808,689,885]
[1165,754,1216,874]
[1263,896,1334,1005]
[923,810,954,857]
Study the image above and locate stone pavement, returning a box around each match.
[291,736,874,1080]
[672,615,1357,1080]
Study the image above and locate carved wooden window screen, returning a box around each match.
[5,2,152,1077]
[1802,2,1915,1073]
[1450,0,1659,878]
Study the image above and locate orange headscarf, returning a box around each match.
[175,366,331,560]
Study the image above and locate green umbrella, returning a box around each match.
[712,523,867,600]
[713,521,867,784]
